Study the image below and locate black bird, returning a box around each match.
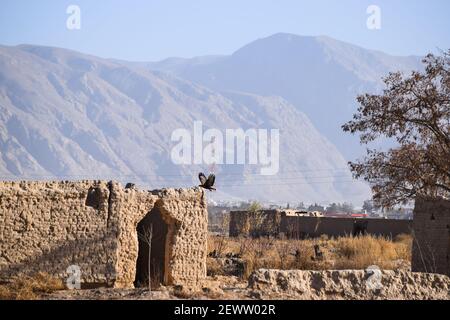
[125,182,135,189]
[198,172,216,191]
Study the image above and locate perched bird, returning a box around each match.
[125,182,135,189]
[198,172,216,191]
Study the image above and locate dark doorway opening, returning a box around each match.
[134,207,168,288]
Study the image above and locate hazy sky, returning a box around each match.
[1,0,449,61]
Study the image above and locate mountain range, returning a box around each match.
[121,33,423,159]
[0,33,424,204]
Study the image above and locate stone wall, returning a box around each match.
[248,269,450,300]
[411,197,450,276]
[0,181,208,289]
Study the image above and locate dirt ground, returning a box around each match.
[43,276,250,300]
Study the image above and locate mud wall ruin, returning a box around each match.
[281,216,412,238]
[0,181,208,288]
[411,197,450,276]
[230,210,412,239]
[229,210,282,237]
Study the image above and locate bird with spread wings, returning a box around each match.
[198,172,216,191]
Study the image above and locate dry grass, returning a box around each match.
[0,272,65,300]
[331,233,411,269]
[207,234,412,279]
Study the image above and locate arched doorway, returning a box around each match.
[134,207,168,288]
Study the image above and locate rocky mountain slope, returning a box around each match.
[138,33,423,159]
[0,44,369,203]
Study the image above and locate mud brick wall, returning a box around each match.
[229,211,249,237]
[280,216,411,238]
[281,216,354,238]
[157,189,208,286]
[0,181,114,285]
[229,210,281,237]
[412,197,450,276]
[230,210,411,239]
[0,181,208,289]
[366,218,412,237]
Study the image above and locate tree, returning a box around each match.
[341,202,354,213]
[245,201,266,237]
[343,50,450,207]
[326,202,354,213]
[362,200,374,214]
[297,202,306,210]
[248,201,262,213]
[138,224,153,292]
[308,203,325,212]
[326,203,339,213]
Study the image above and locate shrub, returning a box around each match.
[206,233,413,278]
[0,272,65,300]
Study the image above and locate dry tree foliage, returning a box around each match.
[343,50,450,207]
